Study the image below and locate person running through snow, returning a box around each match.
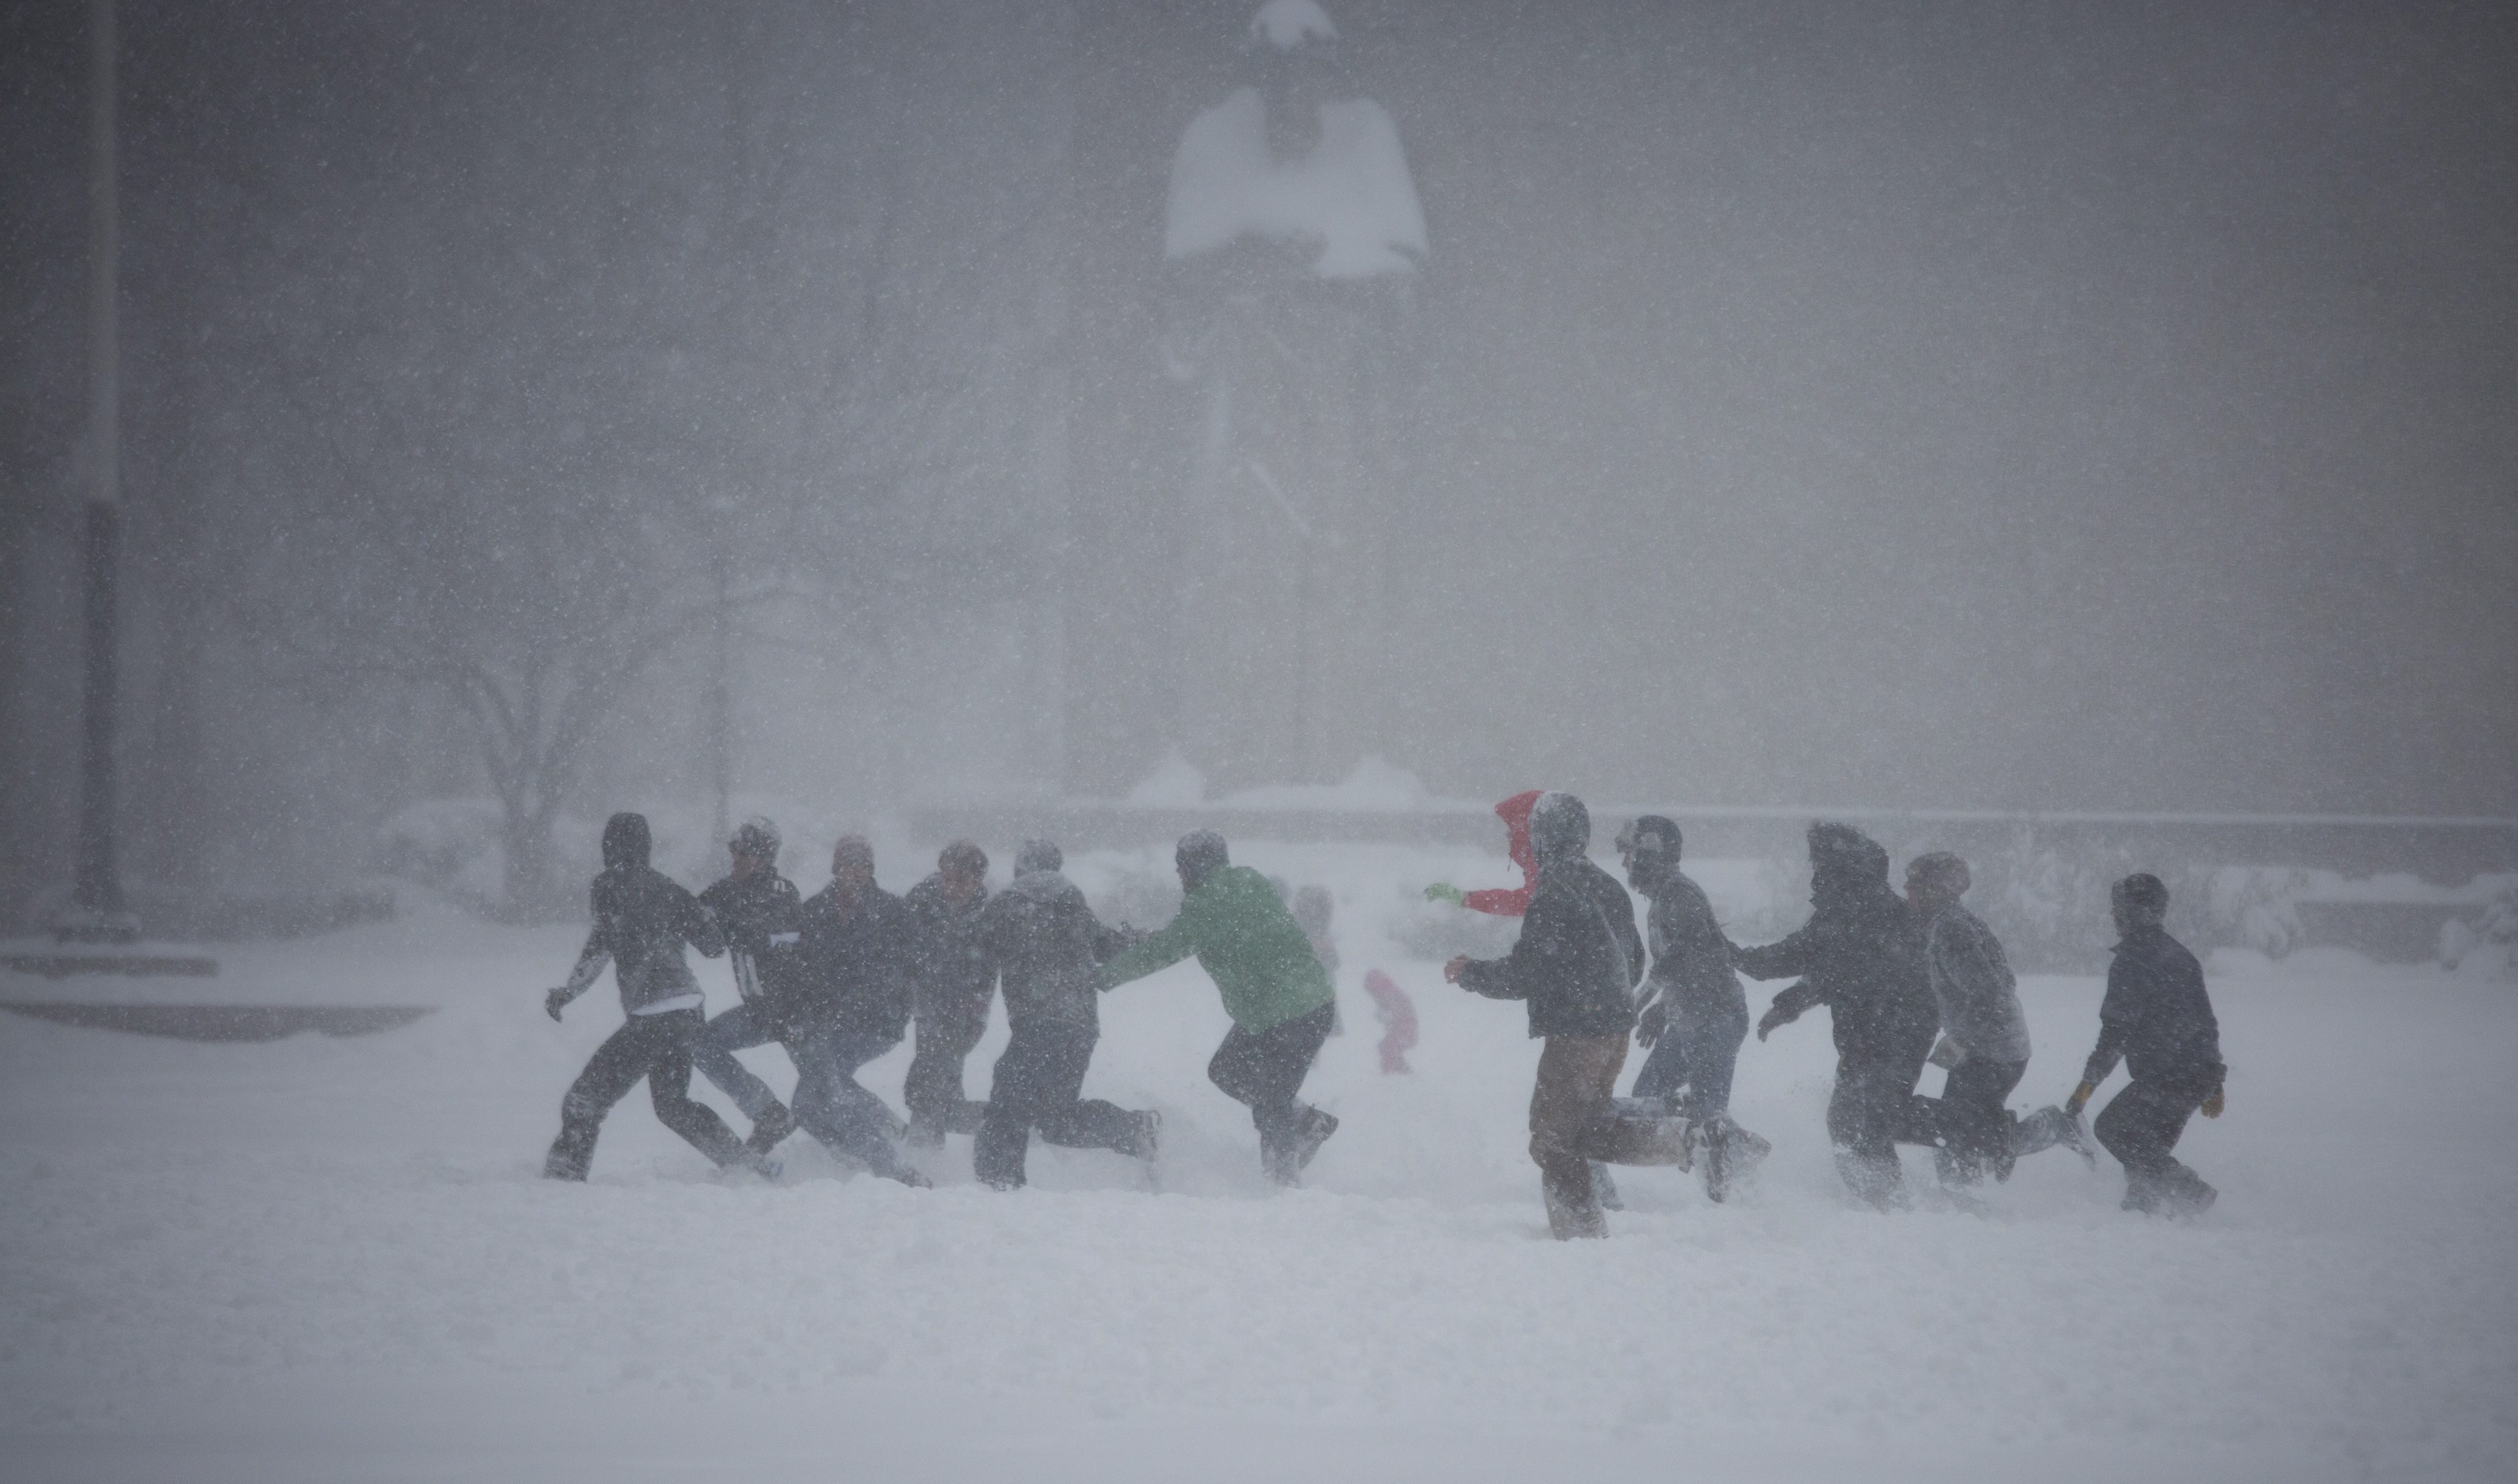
[902,841,996,1147]
[1903,852,2094,1188]
[1737,823,1940,1208]
[971,840,1160,1190]
[1100,830,1341,1184]
[2065,873,2227,1217]
[1617,815,1769,1202]
[1424,789,1623,1208]
[785,836,929,1187]
[542,812,776,1181]
[1444,792,1693,1239]
[690,816,809,1157]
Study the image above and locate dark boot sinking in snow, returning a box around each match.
[746,1102,798,1158]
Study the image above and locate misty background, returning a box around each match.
[3,0,2513,928]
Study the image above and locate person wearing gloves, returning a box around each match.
[971,840,1160,1189]
[542,812,772,1181]
[1904,852,2093,1186]
[1099,830,1340,1184]
[1617,815,1769,1201]
[1444,793,1692,1240]
[902,841,996,1147]
[1423,789,1543,914]
[785,836,930,1187]
[2065,873,2226,1216]
[1737,823,1940,1207]
[691,816,809,1157]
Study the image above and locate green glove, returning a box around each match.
[1423,882,1467,908]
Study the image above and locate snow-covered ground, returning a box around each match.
[4,841,2513,1483]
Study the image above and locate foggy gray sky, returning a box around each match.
[3,0,2514,908]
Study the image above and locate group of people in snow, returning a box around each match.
[540,791,2227,1239]
[1427,791,2226,1232]
[543,814,1339,1192]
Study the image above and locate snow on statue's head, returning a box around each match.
[1250,0,1337,52]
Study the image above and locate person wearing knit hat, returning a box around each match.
[691,816,810,1156]
[902,840,996,1147]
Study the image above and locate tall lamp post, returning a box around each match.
[61,0,134,944]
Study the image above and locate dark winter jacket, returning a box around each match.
[2082,925,2224,1089]
[906,873,996,1019]
[791,882,921,1041]
[698,870,805,1013]
[1631,860,1747,1024]
[1736,828,1937,1067]
[1922,903,2032,1065]
[1458,794,1644,1041]
[557,813,726,1017]
[979,867,1132,1033]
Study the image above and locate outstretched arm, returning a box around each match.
[548,922,610,1021]
[1097,905,1200,990]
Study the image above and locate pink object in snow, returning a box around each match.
[1363,969,1418,1074]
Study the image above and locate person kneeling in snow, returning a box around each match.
[1445,793,1692,1240]
[542,812,776,1181]
[2065,873,2226,1217]
[1903,852,2094,1187]
[972,840,1160,1189]
[1099,830,1341,1184]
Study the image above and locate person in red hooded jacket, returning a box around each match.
[1423,790,1544,916]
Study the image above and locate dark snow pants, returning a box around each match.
[1631,999,1748,1121]
[904,988,992,1140]
[1828,1046,1934,1206]
[1929,1055,2026,1186]
[1208,1002,1334,1168]
[973,1020,1152,1188]
[790,1026,917,1179]
[546,1008,750,1180]
[693,1002,788,1124]
[2095,1069,2213,1184]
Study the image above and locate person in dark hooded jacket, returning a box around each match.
[1737,823,1939,1206]
[784,835,928,1186]
[1617,815,1769,1201]
[1446,793,1692,1239]
[691,816,808,1156]
[542,813,771,1181]
[2065,873,2226,1216]
[902,841,996,1147]
[970,840,1160,1189]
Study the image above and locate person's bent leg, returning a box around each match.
[1027,1026,1155,1158]
[1529,1036,1625,1238]
[644,1009,757,1170]
[1935,1056,2025,1186]
[975,1022,1057,1188]
[546,1018,660,1180]
[693,1003,787,1125]
[2097,1074,2209,1211]
[1210,1004,1334,1175]
[1828,1060,1905,1207]
[904,995,990,1143]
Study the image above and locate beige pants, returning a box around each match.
[1530,1037,1627,1239]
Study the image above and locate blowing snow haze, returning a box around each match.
[3,1,2514,914]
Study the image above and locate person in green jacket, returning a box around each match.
[1099,830,1340,1183]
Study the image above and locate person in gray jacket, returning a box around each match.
[970,841,1160,1189]
[1905,852,2090,1186]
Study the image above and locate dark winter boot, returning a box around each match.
[1541,1162,1609,1240]
[544,1122,597,1182]
[1287,1106,1340,1175]
[746,1102,798,1158]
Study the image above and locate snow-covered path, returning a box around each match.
[3,845,2513,1482]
